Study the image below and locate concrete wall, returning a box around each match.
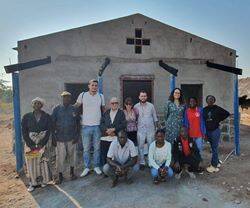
[18,14,236,115]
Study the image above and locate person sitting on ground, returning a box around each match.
[103,130,138,188]
[172,127,202,179]
[148,129,173,185]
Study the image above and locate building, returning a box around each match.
[7,13,242,152]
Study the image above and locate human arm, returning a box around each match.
[217,106,230,123]
[114,111,127,134]
[21,114,36,149]
[152,105,159,128]
[148,143,160,170]
[37,114,52,148]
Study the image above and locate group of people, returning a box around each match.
[21,79,230,191]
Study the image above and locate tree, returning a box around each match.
[0,79,12,103]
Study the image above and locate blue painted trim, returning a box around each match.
[12,72,24,171]
[170,75,176,93]
[234,75,240,155]
[98,76,103,94]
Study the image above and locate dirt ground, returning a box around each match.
[0,109,250,208]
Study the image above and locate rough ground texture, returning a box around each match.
[0,109,250,208]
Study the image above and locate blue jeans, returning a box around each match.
[207,128,221,167]
[193,137,203,153]
[82,125,101,168]
[151,165,174,178]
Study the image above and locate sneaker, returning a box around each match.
[186,169,196,179]
[206,165,219,173]
[80,168,90,177]
[41,183,47,188]
[27,185,35,192]
[217,160,222,168]
[94,167,102,175]
[175,170,182,180]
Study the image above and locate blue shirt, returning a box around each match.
[52,104,79,142]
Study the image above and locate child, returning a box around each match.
[172,127,202,179]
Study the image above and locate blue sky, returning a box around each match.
[1,0,250,84]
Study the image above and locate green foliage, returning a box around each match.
[0,79,12,103]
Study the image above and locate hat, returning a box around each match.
[61,91,71,96]
[31,97,45,106]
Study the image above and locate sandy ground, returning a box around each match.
[0,116,37,208]
[0,109,250,208]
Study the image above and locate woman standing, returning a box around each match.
[164,88,186,144]
[203,95,230,173]
[21,97,52,192]
[123,97,138,146]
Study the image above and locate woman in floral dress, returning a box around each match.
[164,88,186,144]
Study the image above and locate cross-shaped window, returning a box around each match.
[126,28,150,54]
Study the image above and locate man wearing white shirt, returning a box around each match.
[134,91,158,170]
[75,79,105,176]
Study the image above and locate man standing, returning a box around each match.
[134,91,158,170]
[75,79,105,176]
[103,130,138,187]
[52,91,79,184]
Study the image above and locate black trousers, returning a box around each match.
[127,131,137,146]
[174,155,200,173]
[100,140,112,166]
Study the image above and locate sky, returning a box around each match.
[1,0,250,85]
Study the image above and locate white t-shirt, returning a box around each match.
[110,109,118,123]
[76,91,105,126]
[107,139,138,165]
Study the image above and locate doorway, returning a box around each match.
[121,75,154,105]
[181,84,203,106]
[64,83,88,104]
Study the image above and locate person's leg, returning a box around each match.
[124,163,139,182]
[93,126,101,168]
[210,128,220,167]
[194,137,204,155]
[56,142,66,183]
[100,140,111,167]
[82,126,92,169]
[146,129,155,148]
[151,167,159,184]
[103,163,119,187]
[150,167,159,178]
[67,141,77,179]
[166,166,174,178]
[137,130,146,166]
